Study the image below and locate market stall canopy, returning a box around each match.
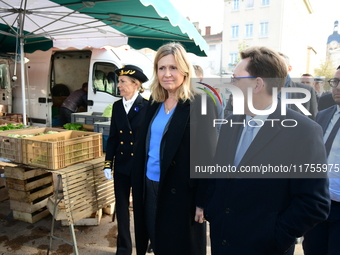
[0,0,208,56]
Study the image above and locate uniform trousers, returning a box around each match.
[114,171,132,255]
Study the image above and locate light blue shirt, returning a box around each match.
[324,105,340,202]
[146,103,175,182]
[235,108,271,164]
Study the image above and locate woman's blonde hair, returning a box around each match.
[150,42,195,102]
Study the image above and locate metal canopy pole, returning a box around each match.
[19,37,27,126]
[18,4,27,126]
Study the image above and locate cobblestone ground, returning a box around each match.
[0,199,304,255]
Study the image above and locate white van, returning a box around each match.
[10,46,153,127]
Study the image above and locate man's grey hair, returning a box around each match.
[278,52,290,66]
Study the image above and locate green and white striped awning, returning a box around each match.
[0,0,208,56]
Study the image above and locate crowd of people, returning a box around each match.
[102,42,339,255]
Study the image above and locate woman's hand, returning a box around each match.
[103,168,113,180]
[195,206,205,223]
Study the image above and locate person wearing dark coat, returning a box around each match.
[103,65,149,255]
[278,53,318,119]
[318,92,336,111]
[302,69,340,255]
[59,82,88,125]
[132,42,218,255]
[205,47,330,255]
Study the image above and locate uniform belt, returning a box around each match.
[331,200,340,204]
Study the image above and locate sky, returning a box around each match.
[169,0,224,35]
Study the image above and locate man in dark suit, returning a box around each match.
[205,46,330,255]
[318,92,336,111]
[302,67,340,255]
[278,53,318,119]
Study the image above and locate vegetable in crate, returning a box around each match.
[7,131,59,138]
[0,123,25,131]
[63,123,86,130]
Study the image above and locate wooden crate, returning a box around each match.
[61,209,102,226]
[0,113,27,124]
[103,202,115,215]
[0,185,9,201]
[0,119,16,125]
[6,173,53,191]
[0,127,66,163]
[4,164,53,223]
[10,197,49,213]
[46,157,115,225]
[46,195,68,221]
[4,165,49,180]
[0,164,11,201]
[12,206,50,224]
[21,130,102,170]
[8,182,53,203]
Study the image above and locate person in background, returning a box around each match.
[278,53,318,119]
[319,92,337,111]
[303,68,340,255]
[103,65,149,255]
[314,76,331,101]
[224,93,233,118]
[206,46,330,255]
[300,73,314,86]
[132,42,218,255]
[59,82,88,126]
[193,64,224,134]
[318,66,340,111]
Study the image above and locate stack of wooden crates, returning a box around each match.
[0,162,9,202]
[0,126,116,225]
[3,164,54,223]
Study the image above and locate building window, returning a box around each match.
[232,0,240,10]
[209,45,216,51]
[231,25,239,39]
[245,23,253,38]
[261,0,270,6]
[229,52,238,65]
[246,0,254,8]
[259,21,269,37]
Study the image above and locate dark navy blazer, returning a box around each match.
[205,103,330,255]
[105,94,148,175]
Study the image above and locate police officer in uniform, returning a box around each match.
[103,65,149,255]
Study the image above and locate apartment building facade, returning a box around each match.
[222,0,319,77]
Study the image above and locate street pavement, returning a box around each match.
[0,199,304,255]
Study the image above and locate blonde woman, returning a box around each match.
[132,43,218,255]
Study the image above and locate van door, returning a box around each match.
[87,48,121,112]
[50,50,91,126]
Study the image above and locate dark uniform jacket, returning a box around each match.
[105,94,148,175]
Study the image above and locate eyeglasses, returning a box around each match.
[327,78,340,88]
[230,76,257,84]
